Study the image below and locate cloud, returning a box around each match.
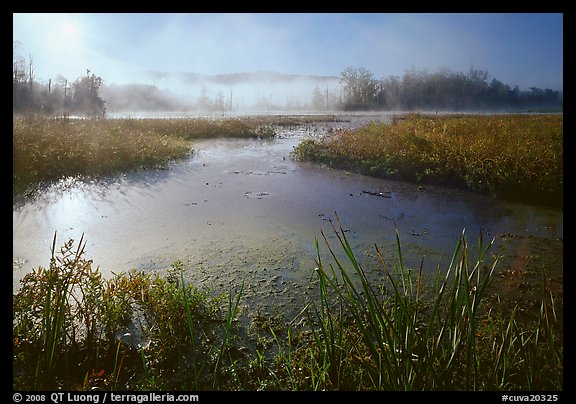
[13,13,562,91]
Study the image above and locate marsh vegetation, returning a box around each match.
[13,114,345,197]
[13,223,562,390]
[13,112,562,391]
[294,114,563,207]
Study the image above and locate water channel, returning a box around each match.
[13,113,563,319]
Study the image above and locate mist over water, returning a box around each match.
[99,67,562,116]
[101,72,342,113]
[13,12,563,317]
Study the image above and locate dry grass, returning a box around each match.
[12,116,278,195]
[294,114,563,206]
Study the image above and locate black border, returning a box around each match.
[8,1,571,399]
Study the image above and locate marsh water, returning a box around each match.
[13,113,563,318]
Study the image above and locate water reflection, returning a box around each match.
[13,119,562,310]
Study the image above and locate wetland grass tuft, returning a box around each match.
[293,114,563,207]
[12,116,279,196]
[13,226,561,390]
[13,235,237,390]
[295,217,562,390]
[13,113,351,197]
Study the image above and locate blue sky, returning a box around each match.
[13,13,563,91]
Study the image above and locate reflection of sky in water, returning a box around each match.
[13,124,563,295]
[45,187,98,231]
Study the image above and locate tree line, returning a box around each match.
[13,41,106,117]
[338,66,562,111]
[13,38,562,116]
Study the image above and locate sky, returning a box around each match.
[13,13,563,91]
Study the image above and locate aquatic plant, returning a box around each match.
[12,116,282,196]
[286,217,563,390]
[293,114,563,207]
[13,226,562,390]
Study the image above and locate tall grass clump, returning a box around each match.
[292,217,562,390]
[13,234,246,391]
[13,232,107,389]
[13,116,278,196]
[13,116,192,195]
[13,226,562,390]
[293,114,563,206]
[121,117,276,140]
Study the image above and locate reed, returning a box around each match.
[293,114,563,206]
[13,226,562,390]
[12,115,280,196]
[296,216,562,390]
[212,280,244,389]
[13,232,102,389]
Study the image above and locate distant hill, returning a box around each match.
[145,70,339,86]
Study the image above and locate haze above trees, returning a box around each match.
[13,40,562,117]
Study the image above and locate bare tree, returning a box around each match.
[311,85,325,110]
[71,72,106,117]
[340,66,378,107]
[28,55,35,95]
